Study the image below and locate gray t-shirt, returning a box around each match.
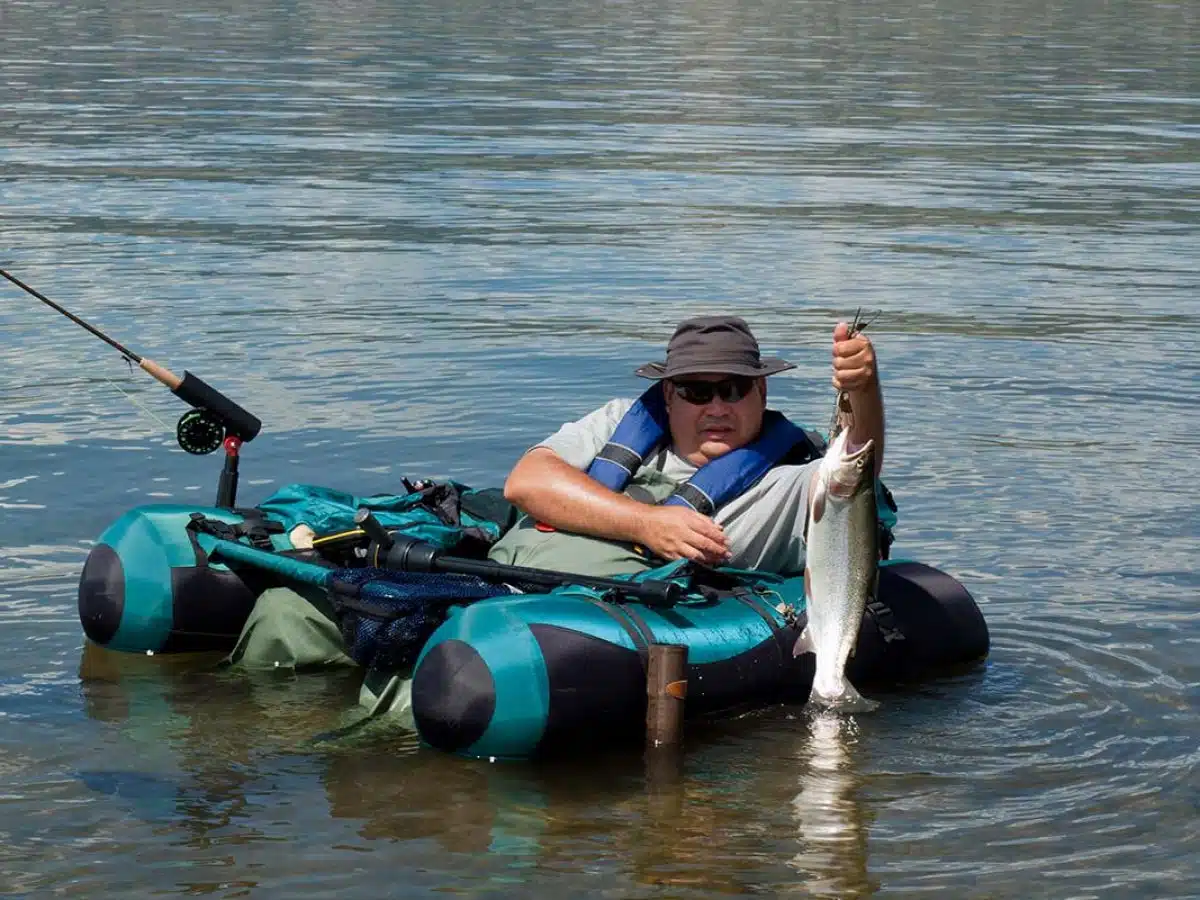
[537,398,819,575]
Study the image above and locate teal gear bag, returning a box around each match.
[255,481,518,554]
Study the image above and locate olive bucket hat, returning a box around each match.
[635,315,796,380]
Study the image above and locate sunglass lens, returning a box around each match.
[674,377,753,404]
[725,377,753,402]
[676,382,713,404]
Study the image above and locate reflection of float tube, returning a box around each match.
[0,268,261,441]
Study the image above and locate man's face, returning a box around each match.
[664,374,766,466]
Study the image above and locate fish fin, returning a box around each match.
[810,474,826,525]
[793,626,816,657]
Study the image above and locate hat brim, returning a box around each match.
[634,357,796,380]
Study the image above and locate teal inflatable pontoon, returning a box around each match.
[78,492,989,760]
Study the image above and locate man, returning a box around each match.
[487,315,883,578]
[229,314,881,680]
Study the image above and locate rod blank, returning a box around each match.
[2,268,261,441]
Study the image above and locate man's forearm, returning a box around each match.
[502,448,651,543]
[848,380,885,475]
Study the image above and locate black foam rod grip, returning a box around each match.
[173,371,262,441]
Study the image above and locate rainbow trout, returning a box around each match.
[794,428,879,710]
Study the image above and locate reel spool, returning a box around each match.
[175,409,225,455]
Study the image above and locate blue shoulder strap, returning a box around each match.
[665,410,815,515]
[585,384,669,491]
[585,385,818,514]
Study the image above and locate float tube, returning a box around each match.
[78,500,989,760]
[410,560,985,759]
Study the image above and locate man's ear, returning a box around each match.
[662,380,676,408]
[757,377,767,403]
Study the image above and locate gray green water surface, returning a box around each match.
[1,1,1196,897]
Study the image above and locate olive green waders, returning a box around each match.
[226,584,414,725]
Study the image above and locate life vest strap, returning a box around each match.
[591,442,643,480]
[586,385,669,493]
[666,481,716,516]
[586,385,819,517]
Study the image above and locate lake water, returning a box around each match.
[1,0,1197,896]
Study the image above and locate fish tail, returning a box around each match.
[808,674,879,713]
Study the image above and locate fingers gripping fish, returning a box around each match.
[826,307,874,445]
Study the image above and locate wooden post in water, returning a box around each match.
[646,643,688,749]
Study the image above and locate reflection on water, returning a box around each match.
[78,641,365,756]
[72,645,866,896]
[789,711,874,898]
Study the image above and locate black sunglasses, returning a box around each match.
[670,376,756,405]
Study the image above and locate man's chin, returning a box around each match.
[699,438,736,459]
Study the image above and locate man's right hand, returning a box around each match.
[636,505,731,566]
[505,447,733,565]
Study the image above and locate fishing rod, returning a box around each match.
[353,508,682,607]
[2,268,261,507]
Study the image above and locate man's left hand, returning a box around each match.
[831,321,878,395]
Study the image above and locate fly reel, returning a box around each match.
[176,408,226,455]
